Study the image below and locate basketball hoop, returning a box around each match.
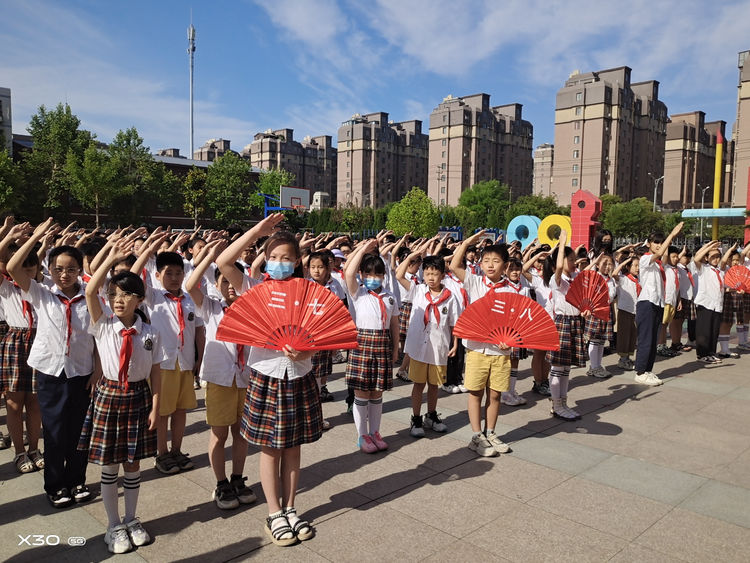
[292,205,307,217]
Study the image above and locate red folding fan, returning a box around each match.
[723,265,750,292]
[565,270,610,321]
[454,292,560,351]
[217,278,358,351]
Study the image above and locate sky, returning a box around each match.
[2,0,749,156]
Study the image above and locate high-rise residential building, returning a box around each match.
[336,113,428,208]
[533,143,554,197]
[427,94,533,207]
[552,67,668,204]
[193,138,233,161]
[243,129,337,203]
[663,112,733,210]
[732,50,750,207]
[0,87,11,155]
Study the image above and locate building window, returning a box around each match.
[443,114,447,122]
[440,198,445,205]
[346,182,350,188]
[442,151,446,158]
[573,150,579,158]
[346,131,350,137]
[575,107,582,116]
[441,163,446,169]
[572,178,578,187]
[346,172,350,178]
[441,175,446,181]
[573,136,580,144]
[441,186,446,193]
[442,139,447,146]
[442,126,447,134]
[574,121,581,130]
[572,164,578,172]
[346,140,351,147]
[576,92,582,102]
[346,161,349,167]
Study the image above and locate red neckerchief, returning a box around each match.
[645,253,666,287]
[164,292,185,346]
[141,268,148,284]
[627,274,642,296]
[482,276,506,290]
[409,274,420,285]
[672,267,679,290]
[424,288,452,327]
[446,272,469,307]
[118,327,137,390]
[56,293,85,355]
[332,268,343,276]
[368,289,387,329]
[505,279,523,293]
[81,273,91,283]
[710,266,723,291]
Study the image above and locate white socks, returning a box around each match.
[588,341,603,369]
[549,367,564,399]
[738,325,748,345]
[719,334,730,354]
[123,471,141,523]
[101,465,120,528]
[353,398,368,437]
[508,369,518,395]
[368,398,383,435]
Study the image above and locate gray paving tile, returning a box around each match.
[679,479,750,528]
[419,539,511,562]
[607,543,685,563]
[510,434,613,475]
[663,376,737,396]
[581,455,707,505]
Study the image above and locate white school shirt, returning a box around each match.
[144,288,204,371]
[22,280,94,377]
[90,315,166,383]
[606,276,617,303]
[310,276,347,302]
[693,263,724,312]
[637,254,666,307]
[677,264,695,300]
[528,271,551,312]
[403,285,459,366]
[0,277,36,328]
[442,272,467,313]
[664,265,680,307]
[196,295,249,387]
[398,271,421,302]
[350,285,399,330]
[462,270,509,356]
[617,276,639,315]
[548,273,581,316]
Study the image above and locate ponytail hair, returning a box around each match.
[542,246,574,286]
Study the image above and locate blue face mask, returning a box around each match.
[364,277,382,291]
[266,261,295,280]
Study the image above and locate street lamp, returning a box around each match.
[648,172,664,212]
[700,184,710,243]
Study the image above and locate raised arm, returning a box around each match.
[720,242,738,270]
[345,239,377,295]
[86,240,133,324]
[395,249,422,291]
[693,240,719,271]
[554,229,567,285]
[649,222,684,264]
[7,218,54,292]
[449,230,486,283]
[185,239,226,309]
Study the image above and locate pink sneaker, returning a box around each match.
[370,432,388,451]
[358,435,378,454]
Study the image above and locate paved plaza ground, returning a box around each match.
[2,346,750,562]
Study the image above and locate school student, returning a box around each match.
[692,240,734,363]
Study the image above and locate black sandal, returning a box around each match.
[265,512,297,547]
[283,507,314,541]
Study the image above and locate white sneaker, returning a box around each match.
[561,398,581,419]
[125,517,150,547]
[457,384,468,393]
[501,391,523,406]
[617,357,634,370]
[105,524,133,554]
[486,431,512,453]
[468,434,498,457]
[587,366,609,378]
[634,372,661,386]
[440,384,455,393]
[737,343,750,351]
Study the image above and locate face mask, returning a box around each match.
[364,277,382,291]
[265,261,295,280]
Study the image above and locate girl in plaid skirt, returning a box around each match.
[498,258,530,407]
[80,242,165,554]
[717,250,744,358]
[0,230,43,474]
[218,225,321,547]
[345,239,400,454]
[585,254,616,379]
[543,230,589,421]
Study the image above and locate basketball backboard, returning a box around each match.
[280,186,311,210]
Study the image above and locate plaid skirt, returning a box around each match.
[310,350,333,379]
[78,379,156,465]
[584,313,614,344]
[398,302,413,342]
[547,315,588,367]
[510,347,529,361]
[240,370,323,449]
[744,293,750,315]
[721,292,745,324]
[675,298,697,321]
[346,329,393,392]
[0,327,36,393]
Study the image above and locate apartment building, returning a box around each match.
[336,112,428,208]
[533,143,554,197]
[0,87,11,155]
[552,67,668,204]
[427,93,533,207]
[732,50,750,207]
[193,138,233,161]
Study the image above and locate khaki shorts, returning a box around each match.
[409,359,446,386]
[662,304,676,325]
[464,350,511,392]
[205,381,246,427]
[159,360,198,416]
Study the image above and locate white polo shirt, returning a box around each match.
[403,285,459,366]
[22,280,94,377]
[664,265,680,307]
[350,285,398,330]
[145,288,204,371]
[90,315,166,383]
[677,264,695,300]
[617,276,639,315]
[197,296,250,387]
[693,263,724,313]
[548,273,580,316]
[638,254,666,307]
[0,278,36,328]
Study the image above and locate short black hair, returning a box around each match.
[49,245,83,270]
[112,254,137,271]
[397,246,412,262]
[155,251,185,272]
[360,254,386,275]
[480,244,509,263]
[648,232,666,244]
[308,251,331,270]
[422,255,445,274]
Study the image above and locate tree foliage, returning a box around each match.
[205,152,255,225]
[601,197,663,238]
[253,168,297,208]
[0,150,22,213]
[65,141,118,227]
[457,180,509,230]
[385,187,440,237]
[183,167,208,229]
[506,194,564,221]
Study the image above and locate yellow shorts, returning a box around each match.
[464,350,511,392]
[662,304,676,325]
[159,360,198,416]
[205,381,246,427]
[408,359,447,386]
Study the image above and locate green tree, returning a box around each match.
[505,194,563,225]
[205,152,255,225]
[0,150,22,213]
[24,103,94,215]
[183,167,208,229]
[602,197,663,238]
[597,193,622,225]
[458,180,510,230]
[386,187,440,237]
[65,141,118,227]
[252,168,297,211]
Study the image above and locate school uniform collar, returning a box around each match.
[51,284,85,301]
[111,315,143,335]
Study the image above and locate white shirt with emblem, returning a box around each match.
[90,315,166,383]
[404,285,459,366]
